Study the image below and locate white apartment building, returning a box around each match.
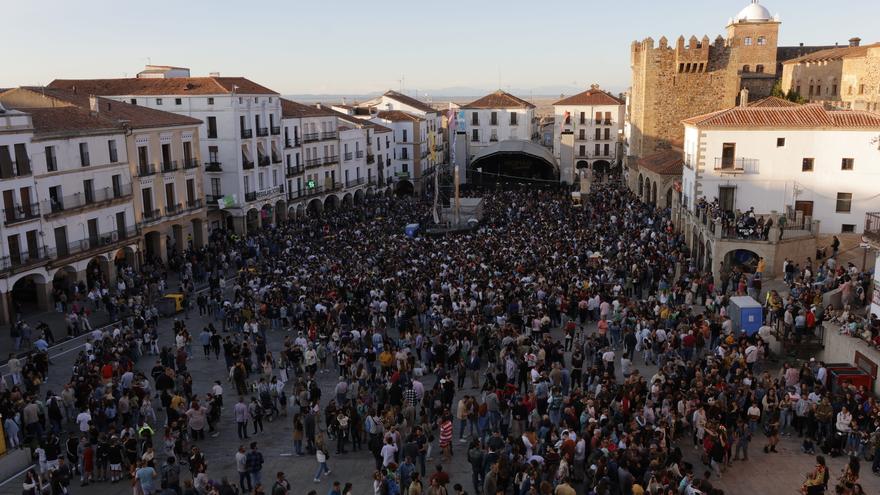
[0,102,137,324]
[279,100,342,213]
[554,85,625,183]
[460,90,536,152]
[49,69,286,234]
[681,98,880,234]
[372,111,425,194]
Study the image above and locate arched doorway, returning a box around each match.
[697,232,705,270]
[274,200,286,224]
[144,230,162,263]
[342,193,353,209]
[593,160,611,177]
[643,178,651,201]
[723,249,761,274]
[307,198,323,217]
[10,273,49,318]
[191,219,204,249]
[260,204,273,228]
[354,189,365,205]
[468,140,559,186]
[246,208,260,232]
[324,194,339,211]
[171,224,184,257]
[366,188,375,199]
[394,180,414,196]
[576,160,589,170]
[651,181,657,205]
[666,187,673,209]
[86,256,109,290]
[638,174,644,196]
[114,247,136,271]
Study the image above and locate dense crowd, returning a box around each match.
[2,180,879,495]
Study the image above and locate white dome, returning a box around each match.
[735,1,772,22]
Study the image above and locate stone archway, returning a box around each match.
[114,246,136,270]
[144,230,163,263]
[705,239,713,275]
[638,174,644,196]
[324,194,340,211]
[86,255,109,290]
[576,160,589,170]
[307,198,323,217]
[697,232,706,271]
[354,189,365,205]
[593,159,611,177]
[260,204,273,228]
[651,181,657,205]
[274,200,286,224]
[723,248,761,274]
[666,187,673,209]
[394,180,414,196]
[10,272,50,319]
[246,208,260,232]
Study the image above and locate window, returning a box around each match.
[175,98,182,105]
[207,97,214,105]
[472,129,479,142]
[579,129,585,140]
[108,140,118,163]
[402,130,408,142]
[756,64,764,73]
[595,128,601,140]
[604,112,611,124]
[594,143,600,155]
[490,112,497,125]
[859,84,865,95]
[841,158,854,170]
[604,128,610,140]
[79,142,90,166]
[595,112,601,124]
[83,179,94,204]
[112,174,122,197]
[744,36,752,46]
[130,98,137,105]
[510,113,517,126]
[471,112,479,125]
[808,85,814,96]
[742,65,750,73]
[604,143,609,156]
[841,224,856,233]
[45,146,57,171]
[207,116,217,138]
[579,112,585,125]
[776,137,785,147]
[835,192,852,213]
[156,98,163,105]
[832,84,837,95]
[757,36,766,46]
[578,145,585,156]
[802,158,814,172]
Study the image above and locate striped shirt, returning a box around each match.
[439,420,453,446]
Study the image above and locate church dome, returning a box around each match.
[735,1,772,22]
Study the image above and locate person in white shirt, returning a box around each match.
[380,437,397,467]
[835,406,852,433]
[76,409,92,432]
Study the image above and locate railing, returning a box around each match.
[4,203,41,225]
[395,172,410,179]
[366,154,375,164]
[713,157,759,174]
[183,159,200,170]
[245,191,257,202]
[302,185,324,198]
[321,131,337,140]
[471,136,479,142]
[345,177,366,188]
[241,129,253,139]
[186,199,203,211]
[303,132,320,143]
[161,160,178,173]
[285,137,301,148]
[272,154,282,164]
[141,209,161,223]
[49,225,140,260]
[490,120,498,126]
[0,245,51,273]
[205,194,224,207]
[243,160,255,170]
[165,203,183,216]
[44,184,132,216]
[344,152,353,161]
[368,179,378,187]
[256,127,269,137]
[255,185,284,199]
[0,159,32,179]
[258,156,270,167]
[305,158,322,169]
[356,150,364,159]
[138,163,158,176]
[205,162,222,172]
[270,126,281,135]
[864,212,880,245]
[324,155,339,165]
[286,165,304,177]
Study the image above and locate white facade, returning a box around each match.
[462,107,535,158]
[682,107,880,234]
[553,104,624,164]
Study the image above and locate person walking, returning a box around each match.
[313,435,331,483]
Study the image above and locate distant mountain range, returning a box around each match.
[286,84,626,104]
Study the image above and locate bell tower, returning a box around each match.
[727,1,781,75]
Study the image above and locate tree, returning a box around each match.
[769,81,806,103]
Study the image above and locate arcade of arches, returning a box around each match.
[468,140,559,186]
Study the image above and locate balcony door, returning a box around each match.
[3,190,15,223]
[26,230,39,260]
[721,143,736,169]
[87,218,99,247]
[7,234,21,265]
[116,212,127,238]
[719,186,736,213]
[54,226,68,257]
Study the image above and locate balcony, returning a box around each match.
[303,132,320,143]
[255,185,284,199]
[356,150,364,159]
[3,203,41,226]
[713,157,759,174]
[138,163,158,176]
[302,185,324,198]
[366,154,375,164]
[865,212,880,246]
[0,159,32,179]
[344,152,353,161]
[489,136,498,142]
[44,184,133,218]
[471,136,479,142]
[186,199,203,211]
[321,131,337,140]
[205,194,224,207]
[245,191,257,202]
[165,203,183,216]
[161,160,178,173]
[205,162,222,172]
[243,159,255,170]
[270,126,281,135]
[490,120,498,126]
[271,154,282,164]
[323,155,339,165]
[256,127,269,137]
[286,165,304,177]
[183,159,200,170]
[285,137,301,148]
[241,129,253,139]
[0,245,51,273]
[141,208,162,223]
[305,158,322,169]
[345,177,366,189]
[48,225,140,263]
[258,156,270,167]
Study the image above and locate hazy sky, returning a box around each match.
[2,0,877,96]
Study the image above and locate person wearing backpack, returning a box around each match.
[271,471,290,495]
[160,456,181,495]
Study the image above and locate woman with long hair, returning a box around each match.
[801,455,827,495]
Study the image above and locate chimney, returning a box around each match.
[849,37,861,47]
[739,88,749,107]
[89,95,99,114]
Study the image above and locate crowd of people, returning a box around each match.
[2,178,879,495]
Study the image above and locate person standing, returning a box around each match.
[235,446,252,493]
[136,461,159,495]
[234,397,250,440]
[246,442,264,489]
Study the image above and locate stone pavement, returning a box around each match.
[1,297,879,495]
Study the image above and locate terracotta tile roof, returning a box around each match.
[48,76,278,96]
[747,96,800,108]
[682,103,880,129]
[372,123,392,133]
[382,90,436,114]
[280,98,336,118]
[783,42,880,64]
[636,150,683,176]
[16,107,120,138]
[376,110,423,122]
[462,90,535,109]
[553,88,624,106]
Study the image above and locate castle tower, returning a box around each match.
[726,1,781,76]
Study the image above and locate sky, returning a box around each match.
[2,0,878,97]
